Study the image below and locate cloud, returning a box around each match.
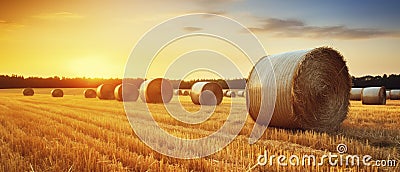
[0,20,25,31]
[248,18,399,40]
[183,26,203,32]
[33,12,83,20]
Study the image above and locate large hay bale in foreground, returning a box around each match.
[97,84,116,100]
[114,83,140,102]
[390,90,400,100]
[247,47,351,132]
[362,87,386,105]
[190,82,223,105]
[51,89,64,97]
[22,88,34,96]
[350,88,363,101]
[237,90,245,97]
[139,78,173,103]
[84,89,97,98]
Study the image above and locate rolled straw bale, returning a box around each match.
[390,90,400,100]
[246,47,351,132]
[51,89,64,97]
[183,90,190,96]
[225,91,236,98]
[22,88,34,96]
[97,84,116,100]
[237,90,245,97]
[350,88,363,101]
[139,78,173,103]
[386,91,391,100]
[174,89,183,95]
[84,89,96,98]
[114,83,140,102]
[223,90,229,96]
[190,82,223,105]
[362,87,386,105]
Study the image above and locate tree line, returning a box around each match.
[0,74,399,89]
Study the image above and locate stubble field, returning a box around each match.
[0,88,399,171]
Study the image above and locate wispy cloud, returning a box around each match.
[33,12,84,20]
[0,20,25,31]
[183,26,203,32]
[248,18,399,39]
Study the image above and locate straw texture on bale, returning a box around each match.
[84,89,97,98]
[350,88,363,101]
[51,89,64,97]
[225,91,236,98]
[22,88,34,96]
[97,84,116,100]
[114,83,140,102]
[139,78,173,103]
[190,82,223,105]
[386,91,391,100]
[246,47,351,132]
[390,90,400,100]
[362,87,386,105]
[237,90,245,97]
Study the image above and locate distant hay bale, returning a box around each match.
[139,78,173,103]
[225,91,236,98]
[386,91,391,100]
[247,47,351,132]
[84,89,96,98]
[51,89,64,97]
[183,90,190,96]
[237,90,245,97]
[389,90,400,100]
[223,90,229,96]
[96,84,116,100]
[114,83,140,102]
[22,88,34,96]
[350,88,363,101]
[174,89,182,95]
[362,87,386,105]
[190,82,223,105]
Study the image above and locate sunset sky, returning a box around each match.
[1,0,399,79]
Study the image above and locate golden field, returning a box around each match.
[0,88,399,172]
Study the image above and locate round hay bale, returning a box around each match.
[390,90,400,100]
[362,87,386,105]
[139,78,173,103]
[97,84,116,100]
[190,82,223,105]
[174,89,182,96]
[350,88,363,101]
[247,47,351,132]
[386,91,391,100]
[237,90,245,97]
[223,90,229,96]
[114,83,140,102]
[84,89,97,98]
[22,88,34,96]
[225,91,236,98]
[51,89,64,97]
[182,90,190,96]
